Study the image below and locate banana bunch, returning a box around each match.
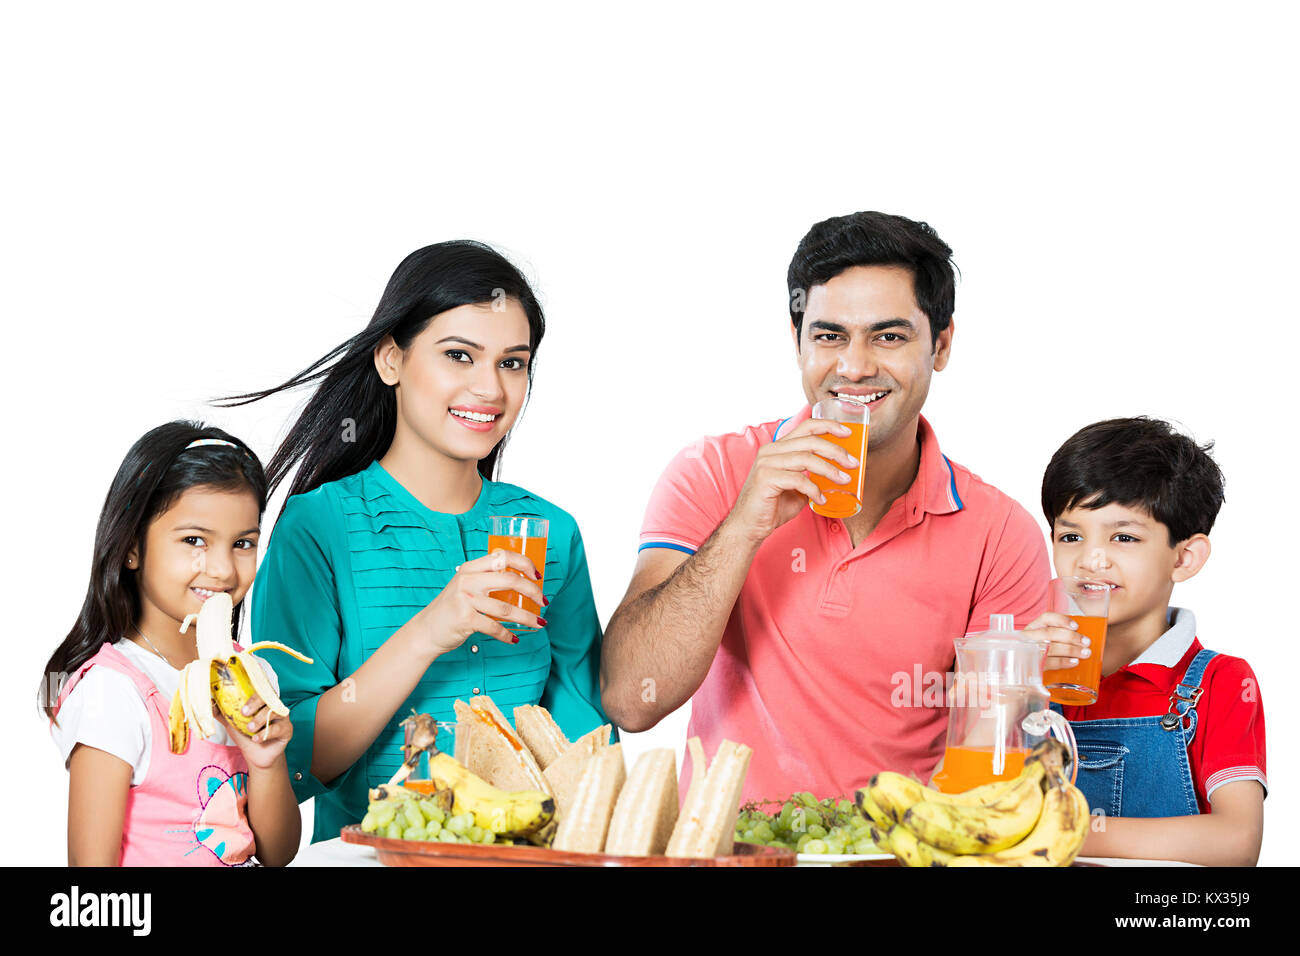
[377,713,556,840]
[856,740,1090,867]
[167,591,313,753]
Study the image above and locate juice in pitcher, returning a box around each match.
[931,746,1028,794]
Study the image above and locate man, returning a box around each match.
[601,211,1069,802]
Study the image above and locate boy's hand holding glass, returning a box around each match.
[1024,611,1091,673]
[419,549,546,655]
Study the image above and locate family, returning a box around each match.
[42,211,1266,867]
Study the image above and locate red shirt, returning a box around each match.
[640,410,1050,803]
[1061,607,1267,813]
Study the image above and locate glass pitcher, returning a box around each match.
[931,615,1077,793]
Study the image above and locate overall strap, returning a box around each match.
[1161,648,1218,745]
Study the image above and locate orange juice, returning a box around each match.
[1044,614,1108,705]
[809,422,868,519]
[487,533,547,618]
[931,746,1028,794]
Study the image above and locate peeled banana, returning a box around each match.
[168,591,313,753]
[855,740,1090,867]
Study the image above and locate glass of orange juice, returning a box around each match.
[1042,576,1110,705]
[809,399,869,518]
[487,516,547,626]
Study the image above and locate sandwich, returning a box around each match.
[452,696,551,796]
[542,725,611,819]
[604,748,679,856]
[512,705,570,770]
[664,737,753,858]
[551,743,626,853]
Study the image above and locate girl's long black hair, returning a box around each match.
[40,422,268,720]
[218,241,546,509]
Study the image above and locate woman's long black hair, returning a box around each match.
[218,241,546,509]
[40,422,268,720]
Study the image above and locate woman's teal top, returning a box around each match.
[250,460,613,843]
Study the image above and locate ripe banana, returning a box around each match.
[882,822,957,867]
[901,761,1046,854]
[168,591,313,753]
[864,765,1035,824]
[855,788,893,828]
[947,782,1090,867]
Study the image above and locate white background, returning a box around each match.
[3,2,1295,866]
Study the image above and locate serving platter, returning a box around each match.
[341,825,797,867]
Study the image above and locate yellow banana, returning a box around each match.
[885,822,957,868]
[864,765,1037,824]
[168,592,313,753]
[855,787,893,827]
[424,752,555,837]
[947,782,1090,867]
[900,761,1046,854]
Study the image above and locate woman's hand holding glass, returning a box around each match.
[418,549,546,655]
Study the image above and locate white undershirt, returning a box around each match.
[50,638,280,786]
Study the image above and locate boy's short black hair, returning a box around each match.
[1041,417,1225,546]
[787,211,956,349]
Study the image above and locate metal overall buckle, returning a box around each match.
[1161,686,1203,731]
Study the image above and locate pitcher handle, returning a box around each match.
[1022,709,1078,785]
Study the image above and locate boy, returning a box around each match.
[1028,417,1265,866]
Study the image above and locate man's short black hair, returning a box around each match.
[787,211,956,348]
[1041,417,1225,546]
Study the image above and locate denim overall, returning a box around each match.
[1051,648,1216,818]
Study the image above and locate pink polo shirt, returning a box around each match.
[639,409,1050,804]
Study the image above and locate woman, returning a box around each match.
[225,241,611,843]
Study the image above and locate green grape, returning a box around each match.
[360,811,379,834]
[777,804,795,830]
[403,824,427,841]
[384,822,403,841]
[795,833,813,852]
[374,805,398,829]
[806,823,827,839]
[741,829,756,842]
[436,830,459,843]
[480,832,496,845]
[752,821,775,842]
[468,826,485,843]
[425,820,442,837]
[853,839,880,855]
[803,838,828,854]
[402,804,424,831]
[799,792,818,809]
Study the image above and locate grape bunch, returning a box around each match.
[735,792,881,855]
[360,795,503,845]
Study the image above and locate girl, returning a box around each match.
[224,240,612,843]
[42,422,301,866]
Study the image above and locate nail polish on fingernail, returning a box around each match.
[1081,637,1091,646]
[542,596,549,606]
[537,617,547,627]
[511,636,519,644]
[534,570,542,579]
[1069,658,1079,666]
[1069,620,1078,629]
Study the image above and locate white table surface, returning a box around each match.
[290,837,1193,867]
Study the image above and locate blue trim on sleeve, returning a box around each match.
[771,417,792,442]
[942,455,964,511]
[638,542,698,555]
